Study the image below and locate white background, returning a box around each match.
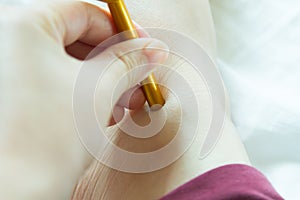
[211,0,300,199]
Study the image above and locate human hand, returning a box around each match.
[72,1,251,199]
[0,1,168,199]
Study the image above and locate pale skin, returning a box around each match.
[72,1,250,199]
[0,0,250,200]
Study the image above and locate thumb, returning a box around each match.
[86,38,168,126]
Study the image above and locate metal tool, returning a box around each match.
[99,0,165,110]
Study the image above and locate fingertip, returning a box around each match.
[108,105,125,126]
[117,86,146,110]
[128,87,146,110]
[143,39,169,64]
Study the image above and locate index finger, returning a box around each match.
[41,0,116,46]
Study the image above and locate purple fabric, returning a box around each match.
[160,164,284,200]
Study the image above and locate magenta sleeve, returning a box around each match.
[160,164,284,200]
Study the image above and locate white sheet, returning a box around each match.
[210,0,300,199]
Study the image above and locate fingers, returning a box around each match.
[40,1,116,46]
[65,22,150,60]
[109,86,146,126]
[109,105,125,126]
[117,85,146,110]
[90,38,168,126]
[41,1,151,60]
[65,41,95,60]
[29,1,168,128]
[43,1,151,61]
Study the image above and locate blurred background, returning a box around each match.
[210,0,300,199]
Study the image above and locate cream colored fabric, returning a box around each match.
[211,0,300,199]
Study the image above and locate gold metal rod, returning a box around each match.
[103,0,165,110]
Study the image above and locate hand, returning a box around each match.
[0,1,167,199]
[72,1,251,199]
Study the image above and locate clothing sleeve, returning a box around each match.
[160,164,284,200]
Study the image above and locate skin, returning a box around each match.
[0,1,167,199]
[0,0,250,199]
[73,0,250,200]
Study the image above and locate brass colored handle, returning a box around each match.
[103,0,165,110]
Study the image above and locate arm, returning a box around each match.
[0,1,167,199]
[72,0,250,199]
